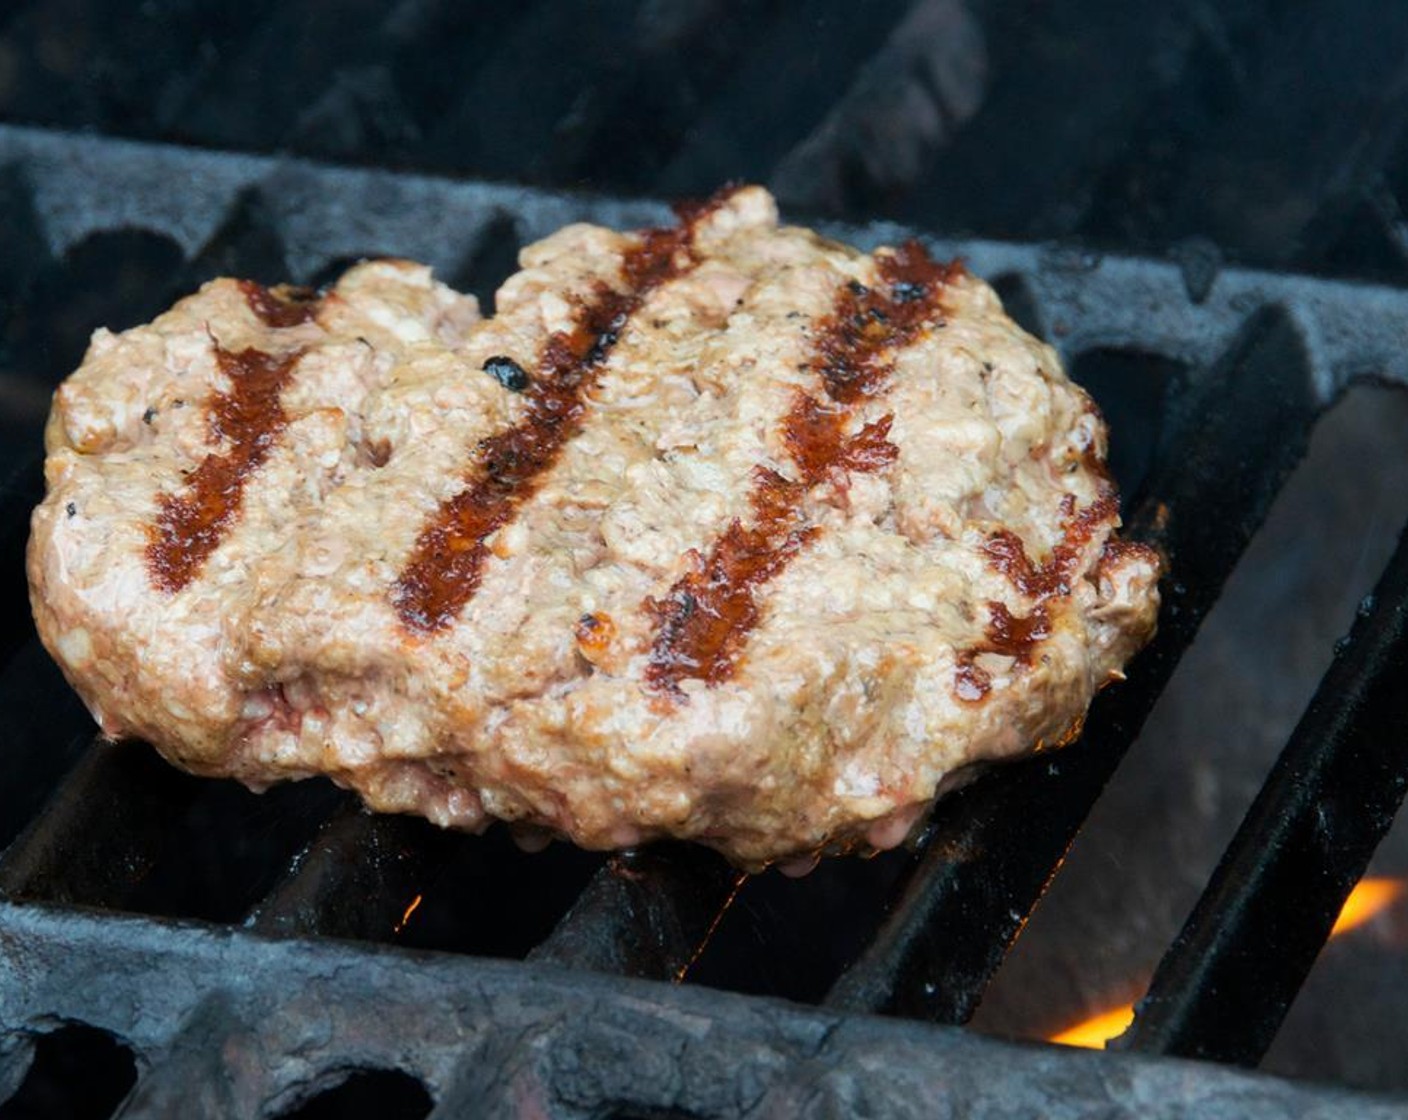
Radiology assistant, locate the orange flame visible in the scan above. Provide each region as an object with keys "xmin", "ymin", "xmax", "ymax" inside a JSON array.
[
  {"xmin": 1047, "ymin": 876, "xmax": 1405, "ymax": 1049},
  {"xmin": 1048, "ymin": 1003, "xmax": 1136, "ymax": 1049},
  {"xmin": 1330, "ymin": 877, "xmax": 1404, "ymax": 937}
]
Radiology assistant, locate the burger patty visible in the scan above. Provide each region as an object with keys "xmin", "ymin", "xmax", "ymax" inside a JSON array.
[{"xmin": 28, "ymin": 186, "xmax": 1160, "ymax": 868}]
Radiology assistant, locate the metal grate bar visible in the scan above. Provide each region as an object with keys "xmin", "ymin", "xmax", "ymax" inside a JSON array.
[
  {"xmin": 0, "ymin": 648, "xmax": 93, "ymax": 854},
  {"xmin": 0, "ymin": 735, "xmax": 349, "ymax": 921},
  {"xmin": 1120, "ymin": 519, "xmax": 1408, "ymax": 1064},
  {"xmin": 2, "ymin": 899, "xmax": 1403, "ymax": 1120},
  {"xmin": 826, "ymin": 306, "xmax": 1325, "ymax": 1021},
  {"xmin": 0, "ymin": 740, "xmax": 200, "ymax": 908},
  {"xmin": 0, "ymin": 457, "xmax": 44, "ymax": 667},
  {"xmin": 247, "ymin": 806, "xmax": 462, "ymax": 941},
  {"xmin": 528, "ymin": 844, "xmax": 743, "ymax": 979},
  {"xmin": 7, "ymin": 124, "xmax": 1408, "ymax": 406}
]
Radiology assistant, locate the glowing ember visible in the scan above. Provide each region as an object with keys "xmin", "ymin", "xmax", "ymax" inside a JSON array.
[
  {"xmin": 394, "ymin": 893, "xmax": 424, "ymax": 934},
  {"xmin": 1047, "ymin": 876, "xmax": 1405, "ymax": 1049}
]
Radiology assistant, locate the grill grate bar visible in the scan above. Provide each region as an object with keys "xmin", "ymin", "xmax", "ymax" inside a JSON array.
[
  {"xmin": 246, "ymin": 805, "xmax": 462, "ymax": 941},
  {"xmin": 826, "ymin": 307, "xmax": 1325, "ymax": 1022},
  {"xmin": 0, "ymin": 737, "xmax": 350, "ymax": 922},
  {"xmin": 528, "ymin": 844, "xmax": 743, "ymax": 979},
  {"xmin": 0, "ymin": 740, "xmax": 201, "ymax": 909},
  {"xmin": 3, "ymin": 899, "xmax": 1404, "ymax": 1120},
  {"xmin": 9, "ymin": 124, "xmax": 1408, "ymax": 402},
  {"xmin": 0, "ymin": 457, "xmax": 45, "ymax": 668},
  {"xmin": 1120, "ymin": 519, "xmax": 1408, "ymax": 1064}
]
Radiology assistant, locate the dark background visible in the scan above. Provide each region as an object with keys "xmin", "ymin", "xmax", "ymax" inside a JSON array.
[{"xmin": 3, "ymin": 0, "xmax": 1408, "ymax": 1096}]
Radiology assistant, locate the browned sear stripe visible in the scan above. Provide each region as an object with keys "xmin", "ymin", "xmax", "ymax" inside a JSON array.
[
  {"xmin": 982, "ymin": 493, "xmax": 1120, "ymax": 599},
  {"xmin": 239, "ymin": 280, "xmax": 321, "ymax": 328},
  {"xmin": 647, "ymin": 242, "xmax": 963, "ymax": 696},
  {"xmin": 146, "ymin": 345, "xmax": 301, "ymax": 592},
  {"xmin": 392, "ymin": 194, "xmax": 729, "ymax": 633},
  {"xmin": 955, "ymin": 494, "xmax": 1123, "ymax": 702},
  {"xmin": 954, "ymin": 601, "xmax": 1053, "ymax": 701}
]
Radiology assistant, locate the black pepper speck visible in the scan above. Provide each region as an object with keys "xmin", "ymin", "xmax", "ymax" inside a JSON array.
[{"xmin": 65, "ymin": 502, "xmax": 76, "ymax": 518}]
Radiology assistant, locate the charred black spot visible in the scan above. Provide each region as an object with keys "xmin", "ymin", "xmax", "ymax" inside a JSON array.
[
  {"xmin": 482, "ymin": 355, "xmax": 530, "ymax": 393},
  {"xmin": 142, "ymin": 407, "xmax": 157, "ymax": 424},
  {"xmin": 584, "ymin": 311, "xmax": 630, "ymax": 366},
  {"xmin": 65, "ymin": 502, "xmax": 76, "ymax": 518}
]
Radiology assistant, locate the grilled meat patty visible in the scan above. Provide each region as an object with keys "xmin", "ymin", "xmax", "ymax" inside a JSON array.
[{"xmin": 28, "ymin": 187, "xmax": 1159, "ymax": 867}]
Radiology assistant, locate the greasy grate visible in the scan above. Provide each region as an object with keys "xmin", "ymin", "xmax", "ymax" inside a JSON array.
[{"xmin": 2, "ymin": 123, "xmax": 1408, "ymax": 1117}]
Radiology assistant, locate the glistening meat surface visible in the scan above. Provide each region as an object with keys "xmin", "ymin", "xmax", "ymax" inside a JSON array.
[{"xmin": 28, "ymin": 187, "xmax": 1160, "ymax": 868}]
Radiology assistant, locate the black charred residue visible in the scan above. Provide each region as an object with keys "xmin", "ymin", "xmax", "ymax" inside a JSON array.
[
  {"xmin": 65, "ymin": 502, "xmax": 76, "ymax": 518},
  {"xmin": 482, "ymin": 355, "xmax": 530, "ymax": 393}
]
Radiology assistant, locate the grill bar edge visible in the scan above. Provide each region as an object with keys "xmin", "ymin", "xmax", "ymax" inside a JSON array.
[
  {"xmin": 1121, "ymin": 517, "xmax": 1408, "ymax": 1063},
  {"xmin": 2, "ymin": 899, "xmax": 1404, "ymax": 1120}
]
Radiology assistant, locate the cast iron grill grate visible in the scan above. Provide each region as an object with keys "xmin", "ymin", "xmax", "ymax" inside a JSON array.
[{"xmin": 1, "ymin": 124, "xmax": 1408, "ymax": 1117}]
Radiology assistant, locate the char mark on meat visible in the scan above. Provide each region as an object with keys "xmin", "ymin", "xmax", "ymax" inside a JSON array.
[
  {"xmin": 146, "ymin": 345, "xmax": 303, "ymax": 593},
  {"xmin": 645, "ymin": 243, "xmax": 962, "ymax": 697},
  {"xmin": 391, "ymin": 188, "xmax": 739, "ymax": 635}
]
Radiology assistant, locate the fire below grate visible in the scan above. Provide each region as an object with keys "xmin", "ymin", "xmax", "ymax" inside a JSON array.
[{"xmin": 3, "ymin": 123, "xmax": 1408, "ymax": 1117}]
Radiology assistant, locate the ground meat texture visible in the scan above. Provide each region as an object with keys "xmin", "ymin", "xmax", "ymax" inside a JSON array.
[{"xmin": 27, "ymin": 187, "xmax": 1160, "ymax": 869}]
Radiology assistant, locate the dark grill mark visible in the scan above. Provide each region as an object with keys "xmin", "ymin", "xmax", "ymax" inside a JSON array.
[
  {"xmin": 146, "ymin": 345, "xmax": 301, "ymax": 593},
  {"xmin": 955, "ymin": 601, "xmax": 1053, "ymax": 702},
  {"xmin": 1097, "ymin": 536, "xmax": 1162, "ymax": 575},
  {"xmin": 646, "ymin": 242, "xmax": 963, "ymax": 697},
  {"xmin": 955, "ymin": 493, "xmax": 1125, "ymax": 702},
  {"xmin": 392, "ymin": 191, "xmax": 734, "ymax": 633},
  {"xmin": 239, "ymin": 280, "xmax": 321, "ymax": 328},
  {"xmin": 982, "ymin": 493, "xmax": 1120, "ymax": 599}
]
